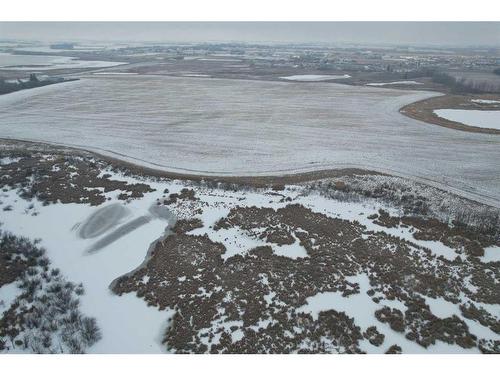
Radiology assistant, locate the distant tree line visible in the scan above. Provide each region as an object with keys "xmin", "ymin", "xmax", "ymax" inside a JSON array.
[{"xmin": 431, "ymin": 71, "xmax": 500, "ymax": 94}]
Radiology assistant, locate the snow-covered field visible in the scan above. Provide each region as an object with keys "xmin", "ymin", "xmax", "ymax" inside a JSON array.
[
  {"xmin": 434, "ymin": 109, "xmax": 500, "ymax": 130},
  {"xmin": 0, "ymin": 52, "xmax": 125, "ymax": 70},
  {"xmin": 0, "ymin": 76, "xmax": 498, "ymax": 207},
  {"xmin": 280, "ymin": 74, "xmax": 351, "ymax": 81}
]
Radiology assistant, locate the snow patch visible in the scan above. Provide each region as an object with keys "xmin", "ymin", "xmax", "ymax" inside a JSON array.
[
  {"xmin": 481, "ymin": 246, "xmax": 500, "ymax": 263},
  {"xmin": 434, "ymin": 109, "xmax": 500, "ymax": 130}
]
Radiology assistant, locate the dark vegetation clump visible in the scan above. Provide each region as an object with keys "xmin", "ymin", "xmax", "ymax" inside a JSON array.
[
  {"xmin": 172, "ymin": 218, "xmax": 204, "ymax": 234},
  {"xmin": 363, "ymin": 326, "xmax": 385, "ymax": 347},
  {"xmin": 164, "ymin": 188, "xmax": 198, "ymax": 205},
  {"xmin": 385, "ymin": 344, "xmax": 402, "ymax": 354}
]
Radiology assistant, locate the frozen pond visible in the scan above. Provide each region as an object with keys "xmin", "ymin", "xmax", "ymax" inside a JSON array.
[
  {"xmin": 0, "ymin": 75, "xmax": 500, "ymax": 206},
  {"xmin": 434, "ymin": 109, "xmax": 500, "ymax": 130}
]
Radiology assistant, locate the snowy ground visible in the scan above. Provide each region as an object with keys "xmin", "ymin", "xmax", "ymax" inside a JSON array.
[
  {"xmin": 0, "ymin": 76, "xmax": 499, "ymax": 207},
  {"xmin": 434, "ymin": 109, "xmax": 500, "ymax": 131},
  {"xmin": 1, "ymin": 153, "xmax": 499, "ymax": 353}
]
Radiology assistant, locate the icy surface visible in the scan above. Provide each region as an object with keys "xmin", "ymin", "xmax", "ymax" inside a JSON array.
[{"xmin": 434, "ymin": 109, "xmax": 500, "ymax": 130}]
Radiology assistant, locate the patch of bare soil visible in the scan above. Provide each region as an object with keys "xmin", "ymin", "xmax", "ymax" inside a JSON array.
[
  {"xmin": 400, "ymin": 94, "xmax": 500, "ymax": 134},
  {"xmin": 113, "ymin": 203, "xmax": 499, "ymax": 353}
]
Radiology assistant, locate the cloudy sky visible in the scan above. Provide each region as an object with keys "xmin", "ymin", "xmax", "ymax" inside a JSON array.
[{"xmin": 1, "ymin": 22, "xmax": 499, "ymax": 46}]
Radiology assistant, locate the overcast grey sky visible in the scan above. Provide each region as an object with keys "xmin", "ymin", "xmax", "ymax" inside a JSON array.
[{"xmin": 1, "ymin": 22, "xmax": 499, "ymax": 46}]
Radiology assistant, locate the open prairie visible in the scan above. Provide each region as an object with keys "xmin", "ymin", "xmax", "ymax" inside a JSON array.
[{"xmin": 0, "ymin": 75, "xmax": 499, "ymax": 206}]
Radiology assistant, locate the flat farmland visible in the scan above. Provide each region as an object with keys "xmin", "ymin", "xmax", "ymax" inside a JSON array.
[{"xmin": 0, "ymin": 75, "xmax": 499, "ymax": 206}]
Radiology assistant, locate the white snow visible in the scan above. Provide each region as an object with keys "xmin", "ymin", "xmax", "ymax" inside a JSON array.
[
  {"xmin": 481, "ymin": 246, "xmax": 500, "ymax": 263},
  {"xmin": 366, "ymin": 81, "xmax": 423, "ymax": 86},
  {"xmin": 272, "ymin": 235, "xmax": 308, "ymax": 259},
  {"xmin": 0, "ymin": 156, "xmax": 22, "ymax": 165},
  {"xmin": 280, "ymin": 74, "xmax": 351, "ymax": 81},
  {"xmin": 423, "ymin": 295, "xmax": 460, "ymax": 319},
  {"xmin": 471, "ymin": 99, "xmax": 500, "ymax": 104},
  {"xmin": 434, "ymin": 109, "xmax": 500, "ymax": 130},
  {"xmin": 0, "ymin": 282, "xmax": 22, "ymax": 316}
]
